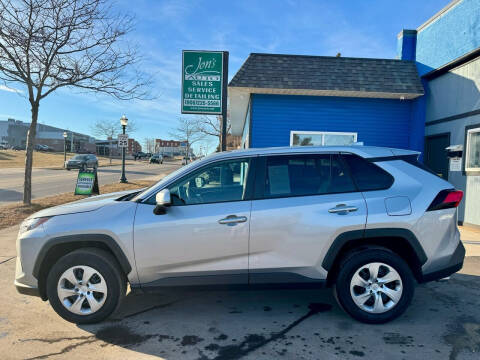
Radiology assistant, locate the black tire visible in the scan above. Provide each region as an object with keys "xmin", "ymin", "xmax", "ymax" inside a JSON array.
[
  {"xmin": 46, "ymin": 248, "xmax": 126, "ymax": 324},
  {"xmin": 334, "ymin": 248, "xmax": 415, "ymax": 324}
]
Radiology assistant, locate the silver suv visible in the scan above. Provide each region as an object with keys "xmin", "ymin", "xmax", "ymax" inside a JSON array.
[{"xmin": 15, "ymin": 146, "xmax": 465, "ymax": 324}]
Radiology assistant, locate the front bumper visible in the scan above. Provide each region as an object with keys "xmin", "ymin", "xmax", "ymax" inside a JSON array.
[
  {"xmin": 15, "ymin": 255, "xmax": 41, "ymax": 297},
  {"xmin": 15, "ymin": 280, "xmax": 40, "ymax": 297},
  {"xmin": 65, "ymin": 163, "xmax": 83, "ymax": 169},
  {"xmin": 419, "ymin": 241, "xmax": 465, "ymax": 283}
]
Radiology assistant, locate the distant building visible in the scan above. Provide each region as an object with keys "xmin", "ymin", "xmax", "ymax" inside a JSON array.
[
  {"xmin": 0, "ymin": 118, "xmax": 96, "ymax": 152},
  {"xmin": 155, "ymin": 139, "xmax": 190, "ymax": 156},
  {"xmin": 128, "ymin": 138, "xmax": 142, "ymax": 154},
  {"xmin": 96, "ymin": 136, "xmax": 141, "ymax": 157},
  {"xmin": 95, "ymin": 138, "xmax": 120, "ymax": 157}
]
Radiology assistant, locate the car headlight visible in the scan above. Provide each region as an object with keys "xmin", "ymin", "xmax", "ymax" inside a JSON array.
[{"xmin": 19, "ymin": 217, "xmax": 51, "ymax": 234}]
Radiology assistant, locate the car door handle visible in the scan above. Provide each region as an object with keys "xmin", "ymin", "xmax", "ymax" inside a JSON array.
[
  {"xmin": 218, "ymin": 215, "xmax": 248, "ymax": 225},
  {"xmin": 328, "ymin": 204, "xmax": 358, "ymax": 214}
]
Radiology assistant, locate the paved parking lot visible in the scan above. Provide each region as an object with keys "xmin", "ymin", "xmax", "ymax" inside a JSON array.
[{"xmin": 1, "ymin": 225, "xmax": 479, "ymax": 360}]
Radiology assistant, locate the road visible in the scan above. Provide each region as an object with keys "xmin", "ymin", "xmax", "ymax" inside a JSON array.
[
  {"xmin": 0, "ymin": 223, "xmax": 479, "ymax": 359},
  {"xmin": 0, "ymin": 161, "xmax": 181, "ymax": 205}
]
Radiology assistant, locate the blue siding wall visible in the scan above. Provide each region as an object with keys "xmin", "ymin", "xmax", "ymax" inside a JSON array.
[
  {"xmin": 397, "ymin": 30, "xmax": 417, "ymax": 61},
  {"xmin": 416, "ymin": 0, "xmax": 480, "ymax": 76},
  {"xmin": 251, "ymin": 94, "xmax": 414, "ymax": 149}
]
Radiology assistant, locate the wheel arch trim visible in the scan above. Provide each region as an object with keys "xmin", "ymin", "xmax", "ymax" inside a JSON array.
[
  {"xmin": 33, "ymin": 234, "xmax": 132, "ymax": 279},
  {"xmin": 322, "ymin": 228, "xmax": 428, "ymax": 272}
]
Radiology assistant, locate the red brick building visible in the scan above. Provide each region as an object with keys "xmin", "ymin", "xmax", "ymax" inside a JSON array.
[{"xmin": 128, "ymin": 138, "xmax": 141, "ymax": 154}]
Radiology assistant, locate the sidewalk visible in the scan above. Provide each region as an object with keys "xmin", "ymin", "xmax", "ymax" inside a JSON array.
[{"xmin": 459, "ymin": 225, "xmax": 480, "ymax": 257}]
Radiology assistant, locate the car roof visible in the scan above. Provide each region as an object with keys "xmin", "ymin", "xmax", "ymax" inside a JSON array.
[{"xmin": 202, "ymin": 145, "xmax": 419, "ymax": 161}]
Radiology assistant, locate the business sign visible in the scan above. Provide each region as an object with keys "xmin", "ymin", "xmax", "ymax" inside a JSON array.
[
  {"xmin": 118, "ymin": 134, "xmax": 128, "ymax": 148},
  {"xmin": 181, "ymin": 50, "xmax": 224, "ymax": 114},
  {"xmin": 75, "ymin": 170, "xmax": 99, "ymax": 196},
  {"xmin": 450, "ymin": 158, "xmax": 462, "ymax": 172}
]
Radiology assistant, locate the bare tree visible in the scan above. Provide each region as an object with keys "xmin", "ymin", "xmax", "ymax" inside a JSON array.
[
  {"xmin": 0, "ymin": 0, "xmax": 149, "ymax": 204},
  {"xmin": 197, "ymin": 115, "xmax": 231, "ymax": 147},
  {"xmin": 143, "ymin": 137, "xmax": 155, "ymax": 153},
  {"xmin": 90, "ymin": 118, "xmax": 138, "ymax": 163},
  {"xmin": 169, "ymin": 118, "xmax": 205, "ymax": 162}
]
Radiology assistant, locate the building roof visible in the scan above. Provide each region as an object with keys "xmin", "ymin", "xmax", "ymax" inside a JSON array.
[{"xmin": 229, "ymin": 53, "xmax": 424, "ymax": 97}]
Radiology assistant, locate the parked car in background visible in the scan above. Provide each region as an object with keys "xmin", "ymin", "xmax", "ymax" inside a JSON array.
[
  {"xmin": 0, "ymin": 144, "xmax": 7, "ymax": 150},
  {"xmin": 133, "ymin": 152, "xmax": 148, "ymax": 160},
  {"xmin": 149, "ymin": 154, "xmax": 163, "ymax": 164},
  {"xmin": 35, "ymin": 144, "xmax": 54, "ymax": 152},
  {"xmin": 15, "ymin": 146, "xmax": 465, "ymax": 324},
  {"xmin": 65, "ymin": 154, "xmax": 98, "ymax": 171},
  {"xmin": 12, "ymin": 145, "xmax": 26, "ymax": 150}
]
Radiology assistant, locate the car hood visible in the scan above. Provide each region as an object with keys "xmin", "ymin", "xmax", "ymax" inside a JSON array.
[{"xmin": 29, "ymin": 189, "xmax": 143, "ymax": 219}]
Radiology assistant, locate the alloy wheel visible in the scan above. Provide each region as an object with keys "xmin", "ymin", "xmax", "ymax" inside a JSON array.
[
  {"xmin": 349, "ymin": 262, "xmax": 403, "ymax": 314},
  {"xmin": 57, "ymin": 265, "xmax": 108, "ymax": 315}
]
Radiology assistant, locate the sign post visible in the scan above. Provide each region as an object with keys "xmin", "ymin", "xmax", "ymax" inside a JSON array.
[
  {"xmin": 75, "ymin": 169, "xmax": 99, "ymax": 196},
  {"xmin": 118, "ymin": 134, "xmax": 128, "ymax": 148},
  {"xmin": 181, "ymin": 50, "xmax": 228, "ymax": 151}
]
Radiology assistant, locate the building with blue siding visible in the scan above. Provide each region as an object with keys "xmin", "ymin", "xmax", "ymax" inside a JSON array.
[
  {"xmin": 228, "ymin": 0, "xmax": 480, "ymax": 226},
  {"xmin": 229, "ymin": 54, "xmax": 424, "ymax": 150}
]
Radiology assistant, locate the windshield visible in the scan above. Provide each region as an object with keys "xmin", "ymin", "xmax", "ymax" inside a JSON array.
[
  {"xmin": 72, "ymin": 155, "xmax": 87, "ymax": 160},
  {"xmin": 131, "ymin": 157, "xmax": 205, "ymax": 202}
]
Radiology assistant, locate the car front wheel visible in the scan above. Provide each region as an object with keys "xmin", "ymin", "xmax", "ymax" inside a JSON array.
[
  {"xmin": 46, "ymin": 248, "xmax": 126, "ymax": 324},
  {"xmin": 334, "ymin": 248, "xmax": 415, "ymax": 324}
]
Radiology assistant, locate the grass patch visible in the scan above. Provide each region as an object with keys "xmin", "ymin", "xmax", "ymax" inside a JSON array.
[
  {"xmin": 0, "ymin": 149, "xmax": 134, "ymax": 169},
  {"xmin": 0, "ymin": 180, "xmax": 155, "ymax": 230}
]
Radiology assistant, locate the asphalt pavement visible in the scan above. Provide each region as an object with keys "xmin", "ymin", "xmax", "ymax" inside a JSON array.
[
  {"xmin": 0, "ymin": 223, "xmax": 479, "ymax": 360},
  {"xmin": 0, "ymin": 161, "xmax": 180, "ymax": 205}
]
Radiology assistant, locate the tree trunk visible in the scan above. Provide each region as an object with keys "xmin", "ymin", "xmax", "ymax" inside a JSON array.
[{"xmin": 23, "ymin": 103, "xmax": 39, "ymax": 205}]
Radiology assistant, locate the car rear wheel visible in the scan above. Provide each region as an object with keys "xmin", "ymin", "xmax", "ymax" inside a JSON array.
[
  {"xmin": 334, "ymin": 248, "xmax": 414, "ymax": 324},
  {"xmin": 46, "ymin": 248, "xmax": 126, "ymax": 324}
]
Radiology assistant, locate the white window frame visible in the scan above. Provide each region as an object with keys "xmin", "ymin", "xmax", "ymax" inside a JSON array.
[
  {"xmin": 290, "ymin": 131, "xmax": 358, "ymax": 146},
  {"xmin": 465, "ymin": 127, "xmax": 480, "ymax": 171}
]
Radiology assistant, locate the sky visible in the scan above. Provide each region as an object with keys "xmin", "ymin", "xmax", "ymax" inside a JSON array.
[{"xmin": 0, "ymin": 0, "xmax": 451, "ymax": 154}]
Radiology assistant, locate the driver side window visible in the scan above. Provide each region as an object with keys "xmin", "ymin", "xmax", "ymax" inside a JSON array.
[{"xmin": 168, "ymin": 158, "xmax": 250, "ymax": 205}]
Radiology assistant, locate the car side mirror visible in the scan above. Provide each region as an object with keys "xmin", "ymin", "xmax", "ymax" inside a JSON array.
[{"xmin": 153, "ymin": 189, "xmax": 171, "ymax": 215}]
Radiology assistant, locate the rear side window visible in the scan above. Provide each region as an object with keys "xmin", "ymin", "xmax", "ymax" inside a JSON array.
[
  {"xmin": 341, "ymin": 154, "xmax": 394, "ymax": 191},
  {"xmin": 263, "ymin": 154, "xmax": 356, "ymax": 198},
  {"xmin": 401, "ymin": 155, "xmax": 441, "ymax": 177}
]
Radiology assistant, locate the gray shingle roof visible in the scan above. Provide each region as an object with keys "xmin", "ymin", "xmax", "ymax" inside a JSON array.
[{"xmin": 229, "ymin": 53, "xmax": 424, "ymax": 95}]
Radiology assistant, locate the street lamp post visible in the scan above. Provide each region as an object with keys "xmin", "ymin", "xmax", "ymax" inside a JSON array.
[
  {"xmin": 63, "ymin": 131, "xmax": 68, "ymax": 168},
  {"xmin": 120, "ymin": 114, "xmax": 128, "ymax": 183}
]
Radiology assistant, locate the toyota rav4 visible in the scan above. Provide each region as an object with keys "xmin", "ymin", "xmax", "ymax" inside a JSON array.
[{"xmin": 15, "ymin": 146, "xmax": 465, "ymax": 324}]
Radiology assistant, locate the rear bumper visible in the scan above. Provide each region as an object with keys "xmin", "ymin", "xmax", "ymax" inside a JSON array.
[{"xmin": 419, "ymin": 241, "xmax": 465, "ymax": 283}]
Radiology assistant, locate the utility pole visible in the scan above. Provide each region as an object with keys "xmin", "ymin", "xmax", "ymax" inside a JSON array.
[{"xmin": 220, "ymin": 51, "xmax": 229, "ymax": 152}]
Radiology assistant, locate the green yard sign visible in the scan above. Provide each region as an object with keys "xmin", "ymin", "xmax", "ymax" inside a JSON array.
[
  {"xmin": 182, "ymin": 50, "xmax": 225, "ymax": 115},
  {"xmin": 75, "ymin": 170, "xmax": 99, "ymax": 196}
]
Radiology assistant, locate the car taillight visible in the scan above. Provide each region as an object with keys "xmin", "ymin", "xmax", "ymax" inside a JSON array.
[{"xmin": 427, "ymin": 189, "xmax": 463, "ymax": 211}]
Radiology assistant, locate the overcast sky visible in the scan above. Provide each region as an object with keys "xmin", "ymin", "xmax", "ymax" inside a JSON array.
[{"xmin": 0, "ymin": 0, "xmax": 450, "ymax": 153}]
